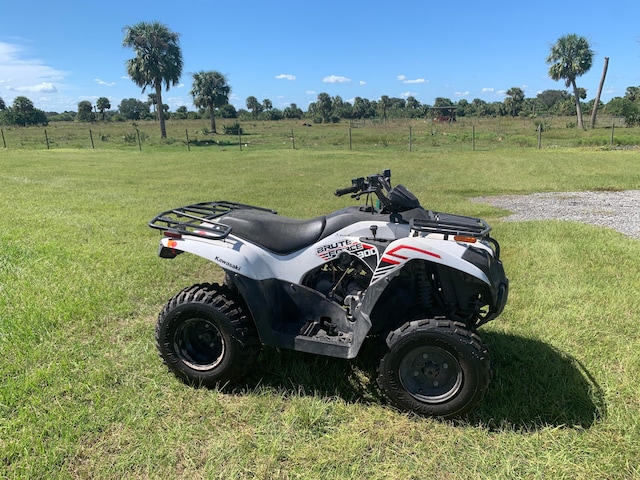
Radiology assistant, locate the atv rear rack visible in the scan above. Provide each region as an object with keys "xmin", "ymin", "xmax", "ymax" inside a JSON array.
[
  {"xmin": 410, "ymin": 212, "xmax": 491, "ymax": 239},
  {"xmin": 149, "ymin": 201, "xmax": 276, "ymax": 240}
]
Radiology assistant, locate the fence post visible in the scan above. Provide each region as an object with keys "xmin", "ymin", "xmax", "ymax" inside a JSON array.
[
  {"xmin": 537, "ymin": 124, "xmax": 542, "ymax": 149},
  {"xmin": 611, "ymin": 124, "xmax": 614, "ymax": 146},
  {"xmin": 291, "ymin": 129, "xmax": 295, "ymax": 149},
  {"xmin": 185, "ymin": 129, "xmax": 190, "ymax": 152},
  {"xmin": 45, "ymin": 129, "xmax": 50, "ymax": 149},
  {"xmin": 409, "ymin": 126, "xmax": 412, "ymax": 152},
  {"xmin": 238, "ymin": 130, "xmax": 242, "ymax": 151},
  {"xmin": 349, "ymin": 126, "xmax": 352, "ymax": 151},
  {"xmin": 136, "ymin": 129, "xmax": 142, "ymax": 151},
  {"xmin": 1, "ymin": 129, "xmax": 5, "ymax": 148},
  {"xmin": 472, "ymin": 125, "xmax": 475, "ymax": 151},
  {"xmin": 89, "ymin": 129, "xmax": 95, "ymax": 149}
]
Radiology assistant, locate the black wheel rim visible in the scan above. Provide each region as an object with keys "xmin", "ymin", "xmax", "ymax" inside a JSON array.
[
  {"xmin": 174, "ymin": 317, "xmax": 225, "ymax": 371},
  {"xmin": 398, "ymin": 345, "xmax": 463, "ymax": 403}
]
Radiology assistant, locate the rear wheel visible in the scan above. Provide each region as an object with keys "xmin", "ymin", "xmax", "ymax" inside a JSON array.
[
  {"xmin": 155, "ymin": 283, "xmax": 261, "ymax": 387},
  {"xmin": 377, "ymin": 319, "xmax": 491, "ymax": 418}
]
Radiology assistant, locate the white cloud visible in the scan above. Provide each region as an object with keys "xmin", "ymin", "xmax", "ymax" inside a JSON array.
[
  {"xmin": 0, "ymin": 42, "xmax": 65, "ymax": 94},
  {"xmin": 454, "ymin": 91, "xmax": 470, "ymax": 97},
  {"xmin": 397, "ymin": 74, "xmax": 426, "ymax": 84},
  {"xmin": 9, "ymin": 82, "xmax": 58, "ymax": 93},
  {"xmin": 323, "ymin": 75, "xmax": 350, "ymax": 83},
  {"xmin": 482, "ymin": 87, "xmax": 494, "ymax": 93},
  {"xmin": 276, "ymin": 74, "xmax": 296, "ymax": 80},
  {"xmin": 305, "ymin": 90, "xmax": 316, "ymax": 95},
  {"xmin": 400, "ymin": 91, "xmax": 418, "ymax": 98},
  {"xmin": 94, "ymin": 78, "xmax": 115, "ymax": 86},
  {"xmin": 359, "ymin": 80, "xmax": 366, "ymax": 85}
]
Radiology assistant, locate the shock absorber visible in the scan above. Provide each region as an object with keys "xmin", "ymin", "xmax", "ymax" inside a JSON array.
[{"xmin": 415, "ymin": 262, "xmax": 432, "ymax": 310}]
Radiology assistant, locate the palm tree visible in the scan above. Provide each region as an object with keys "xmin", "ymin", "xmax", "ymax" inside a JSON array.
[
  {"xmin": 316, "ymin": 93, "xmax": 332, "ymax": 123},
  {"xmin": 505, "ymin": 87, "xmax": 525, "ymax": 117},
  {"xmin": 246, "ymin": 96, "xmax": 262, "ymax": 119},
  {"xmin": 589, "ymin": 57, "xmax": 609, "ymax": 129},
  {"xmin": 379, "ymin": 95, "xmax": 391, "ymax": 124},
  {"xmin": 546, "ymin": 34, "xmax": 594, "ymax": 129},
  {"xmin": 96, "ymin": 97, "xmax": 110, "ymax": 121},
  {"xmin": 122, "ymin": 21, "xmax": 183, "ymax": 138},
  {"xmin": 190, "ymin": 70, "xmax": 231, "ymax": 133}
]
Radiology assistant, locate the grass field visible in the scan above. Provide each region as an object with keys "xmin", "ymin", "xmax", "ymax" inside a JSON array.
[{"xmin": 1, "ymin": 134, "xmax": 640, "ymax": 478}]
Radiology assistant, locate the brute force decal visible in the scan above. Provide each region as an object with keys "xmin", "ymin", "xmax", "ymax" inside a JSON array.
[{"xmin": 317, "ymin": 239, "xmax": 377, "ymax": 262}]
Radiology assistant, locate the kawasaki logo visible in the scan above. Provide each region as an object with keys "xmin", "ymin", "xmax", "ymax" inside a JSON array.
[{"xmin": 215, "ymin": 256, "xmax": 241, "ymax": 271}]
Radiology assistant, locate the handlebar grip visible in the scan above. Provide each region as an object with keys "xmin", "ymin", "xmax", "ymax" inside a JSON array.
[{"xmin": 335, "ymin": 186, "xmax": 359, "ymax": 196}]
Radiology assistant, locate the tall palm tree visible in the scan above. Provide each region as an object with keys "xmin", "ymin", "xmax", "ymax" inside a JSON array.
[
  {"xmin": 589, "ymin": 57, "xmax": 609, "ymax": 129},
  {"xmin": 546, "ymin": 34, "xmax": 594, "ymax": 129},
  {"xmin": 245, "ymin": 96, "xmax": 261, "ymax": 119},
  {"xmin": 122, "ymin": 21, "xmax": 183, "ymax": 139},
  {"xmin": 190, "ymin": 71, "xmax": 231, "ymax": 133},
  {"xmin": 316, "ymin": 93, "xmax": 332, "ymax": 123},
  {"xmin": 96, "ymin": 97, "xmax": 110, "ymax": 121},
  {"xmin": 505, "ymin": 87, "xmax": 525, "ymax": 117},
  {"xmin": 379, "ymin": 95, "xmax": 391, "ymax": 124}
]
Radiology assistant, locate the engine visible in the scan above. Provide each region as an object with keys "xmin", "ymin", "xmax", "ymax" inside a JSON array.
[{"xmin": 302, "ymin": 253, "xmax": 372, "ymax": 306}]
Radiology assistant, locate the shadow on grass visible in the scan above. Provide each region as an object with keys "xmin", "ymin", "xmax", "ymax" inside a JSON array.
[
  {"xmin": 238, "ymin": 332, "xmax": 606, "ymax": 430},
  {"xmin": 469, "ymin": 332, "xmax": 607, "ymax": 430},
  {"xmin": 188, "ymin": 139, "xmax": 241, "ymax": 148}
]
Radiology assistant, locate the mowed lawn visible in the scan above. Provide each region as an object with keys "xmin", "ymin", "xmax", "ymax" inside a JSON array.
[{"xmin": 1, "ymin": 144, "xmax": 639, "ymax": 479}]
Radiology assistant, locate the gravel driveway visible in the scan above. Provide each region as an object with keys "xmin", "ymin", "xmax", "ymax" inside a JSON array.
[{"xmin": 471, "ymin": 190, "xmax": 640, "ymax": 240}]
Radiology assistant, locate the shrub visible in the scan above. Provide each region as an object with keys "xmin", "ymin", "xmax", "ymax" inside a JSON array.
[{"xmin": 223, "ymin": 122, "xmax": 243, "ymax": 135}]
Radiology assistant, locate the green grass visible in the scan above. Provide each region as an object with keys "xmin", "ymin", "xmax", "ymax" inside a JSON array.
[{"xmin": 1, "ymin": 145, "xmax": 640, "ymax": 478}]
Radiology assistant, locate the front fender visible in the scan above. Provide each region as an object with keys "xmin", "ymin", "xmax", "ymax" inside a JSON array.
[{"xmin": 371, "ymin": 236, "xmax": 491, "ymax": 286}]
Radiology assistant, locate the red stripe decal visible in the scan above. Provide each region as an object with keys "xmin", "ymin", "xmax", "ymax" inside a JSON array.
[
  {"xmin": 387, "ymin": 244, "xmax": 441, "ymax": 260},
  {"xmin": 381, "ymin": 257, "xmax": 401, "ymax": 265}
]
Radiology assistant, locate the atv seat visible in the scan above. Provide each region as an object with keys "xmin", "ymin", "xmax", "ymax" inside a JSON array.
[
  {"xmin": 221, "ymin": 209, "xmax": 326, "ymax": 255},
  {"xmin": 221, "ymin": 206, "xmax": 403, "ymax": 255}
]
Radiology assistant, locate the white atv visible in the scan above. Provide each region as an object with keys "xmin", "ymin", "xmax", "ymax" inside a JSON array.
[{"xmin": 150, "ymin": 170, "xmax": 508, "ymax": 418}]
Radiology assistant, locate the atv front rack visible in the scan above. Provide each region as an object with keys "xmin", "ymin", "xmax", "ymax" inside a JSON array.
[
  {"xmin": 410, "ymin": 213, "xmax": 501, "ymax": 258},
  {"xmin": 410, "ymin": 212, "xmax": 491, "ymax": 238},
  {"xmin": 149, "ymin": 201, "xmax": 276, "ymax": 240}
]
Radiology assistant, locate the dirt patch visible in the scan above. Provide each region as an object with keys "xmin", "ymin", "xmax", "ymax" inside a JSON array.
[{"xmin": 471, "ymin": 190, "xmax": 640, "ymax": 239}]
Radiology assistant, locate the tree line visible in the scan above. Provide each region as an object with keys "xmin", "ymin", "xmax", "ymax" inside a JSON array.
[{"xmin": 1, "ymin": 29, "xmax": 640, "ymax": 130}]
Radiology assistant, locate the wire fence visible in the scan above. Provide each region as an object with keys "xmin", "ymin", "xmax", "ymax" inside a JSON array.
[{"xmin": 1, "ymin": 116, "xmax": 637, "ymax": 153}]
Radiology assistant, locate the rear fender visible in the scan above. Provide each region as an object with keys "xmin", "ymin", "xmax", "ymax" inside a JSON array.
[{"xmin": 159, "ymin": 235, "xmax": 274, "ymax": 280}]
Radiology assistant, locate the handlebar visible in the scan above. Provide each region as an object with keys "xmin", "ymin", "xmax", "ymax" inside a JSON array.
[
  {"xmin": 335, "ymin": 185, "xmax": 360, "ymax": 196},
  {"xmin": 335, "ymin": 171, "xmax": 392, "ymax": 197},
  {"xmin": 333, "ymin": 169, "xmax": 419, "ymax": 214}
]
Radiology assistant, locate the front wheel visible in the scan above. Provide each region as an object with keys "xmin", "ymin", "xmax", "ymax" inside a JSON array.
[
  {"xmin": 377, "ymin": 319, "xmax": 491, "ymax": 418},
  {"xmin": 155, "ymin": 283, "xmax": 261, "ymax": 387}
]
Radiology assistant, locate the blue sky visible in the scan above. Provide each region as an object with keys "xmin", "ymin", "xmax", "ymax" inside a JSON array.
[{"xmin": 1, "ymin": 0, "xmax": 640, "ymax": 113}]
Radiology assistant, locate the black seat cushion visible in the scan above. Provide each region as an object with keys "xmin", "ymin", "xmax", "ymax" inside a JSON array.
[{"xmin": 220, "ymin": 209, "xmax": 326, "ymax": 255}]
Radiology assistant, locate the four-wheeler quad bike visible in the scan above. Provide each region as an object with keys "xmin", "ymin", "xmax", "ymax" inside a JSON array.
[{"xmin": 149, "ymin": 170, "xmax": 509, "ymax": 418}]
